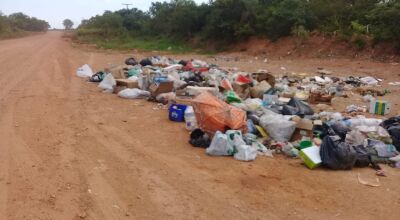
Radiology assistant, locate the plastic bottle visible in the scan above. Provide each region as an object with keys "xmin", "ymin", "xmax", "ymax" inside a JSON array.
[{"xmin": 184, "ymin": 106, "xmax": 198, "ymax": 131}]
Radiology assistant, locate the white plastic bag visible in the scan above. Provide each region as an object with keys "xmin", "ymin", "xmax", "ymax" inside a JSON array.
[
  {"xmin": 234, "ymin": 145, "xmax": 258, "ymax": 161},
  {"xmin": 118, "ymin": 88, "xmax": 150, "ymax": 99},
  {"xmin": 243, "ymin": 98, "xmax": 263, "ymax": 112},
  {"xmin": 206, "ymin": 131, "xmax": 234, "ymax": 156},
  {"xmin": 98, "ymin": 73, "xmax": 116, "ymax": 92},
  {"xmin": 360, "ymin": 76, "xmax": 379, "ymax": 86},
  {"xmin": 260, "ymin": 110, "xmax": 296, "ymax": 142},
  {"xmin": 226, "ymin": 130, "xmax": 246, "ymax": 150},
  {"xmin": 76, "ymin": 64, "xmax": 93, "ymax": 78}
]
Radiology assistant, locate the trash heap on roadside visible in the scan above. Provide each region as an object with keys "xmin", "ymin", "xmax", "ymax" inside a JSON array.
[{"xmin": 76, "ymin": 56, "xmax": 400, "ymax": 173}]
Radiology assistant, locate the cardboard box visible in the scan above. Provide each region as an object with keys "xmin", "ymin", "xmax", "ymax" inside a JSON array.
[
  {"xmin": 149, "ymin": 81, "xmax": 174, "ymax": 96},
  {"xmin": 291, "ymin": 119, "xmax": 313, "ymax": 141},
  {"xmin": 175, "ymin": 97, "xmax": 194, "ymax": 106},
  {"xmin": 369, "ymin": 100, "xmax": 391, "ymax": 115},
  {"xmin": 105, "ymin": 65, "xmax": 128, "ymax": 79},
  {"xmin": 299, "ymin": 146, "xmax": 322, "ymax": 169},
  {"xmin": 116, "ymin": 79, "xmax": 139, "ymax": 88}
]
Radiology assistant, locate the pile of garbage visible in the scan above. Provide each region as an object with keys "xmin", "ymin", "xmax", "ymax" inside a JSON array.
[{"xmin": 76, "ymin": 56, "xmax": 400, "ymax": 172}]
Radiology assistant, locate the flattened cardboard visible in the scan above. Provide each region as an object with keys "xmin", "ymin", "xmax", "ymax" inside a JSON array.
[
  {"xmin": 116, "ymin": 79, "xmax": 139, "ymax": 88},
  {"xmin": 291, "ymin": 119, "xmax": 314, "ymax": 141}
]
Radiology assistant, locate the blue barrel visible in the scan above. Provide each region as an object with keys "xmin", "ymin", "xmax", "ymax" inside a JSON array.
[{"xmin": 169, "ymin": 104, "xmax": 187, "ymax": 122}]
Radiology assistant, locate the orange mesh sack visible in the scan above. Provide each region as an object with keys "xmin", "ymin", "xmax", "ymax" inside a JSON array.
[{"xmin": 192, "ymin": 92, "xmax": 247, "ymax": 135}]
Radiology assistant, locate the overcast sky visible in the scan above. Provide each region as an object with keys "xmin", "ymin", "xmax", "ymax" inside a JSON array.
[{"xmin": 0, "ymin": 0, "xmax": 207, "ymax": 29}]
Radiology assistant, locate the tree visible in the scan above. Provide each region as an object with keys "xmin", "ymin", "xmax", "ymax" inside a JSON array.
[{"xmin": 63, "ymin": 19, "xmax": 74, "ymax": 30}]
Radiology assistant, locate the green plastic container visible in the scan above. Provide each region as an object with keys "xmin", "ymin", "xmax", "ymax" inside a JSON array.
[{"xmin": 299, "ymin": 140, "xmax": 313, "ymax": 149}]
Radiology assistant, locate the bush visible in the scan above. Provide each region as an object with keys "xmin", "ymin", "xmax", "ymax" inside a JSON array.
[{"xmin": 75, "ymin": 0, "xmax": 400, "ymax": 48}]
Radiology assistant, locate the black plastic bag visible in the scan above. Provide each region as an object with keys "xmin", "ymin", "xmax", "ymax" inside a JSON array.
[
  {"xmin": 352, "ymin": 145, "xmax": 371, "ymax": 167},
  {"xmin": 125, "ymin": 57, "xmax": 138, "ymax": 66},
  {"xmin": 320, "ymin": 135, "xmax": 357, "ymax": 170},
  {"xmin": 381, "ymin": 116, "xmax": 400, "ymax": 151},
  {"xmin": 178, "ymin": 60, "xmax": 188, "ymax": 66},
  {"xmin": 189, "ymin": 129, "xmax": 211, "ymax": 148},
  {"xmin": 282, "ymin": 98, "xmax": 314, "ymax": 117},
  {"xmin": 140, "ymin": 58, "xmax": 152, "ymax": 66},
  {"xmin": 89, "ymin": 71, "xmax": 105, "ymax": 83},
  {"xmin": 330, "ymin": 122, "xmax": 350, "ymax": 140}
]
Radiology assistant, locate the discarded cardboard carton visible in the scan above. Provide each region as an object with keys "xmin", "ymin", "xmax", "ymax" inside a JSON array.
[
  {"xmin": 299, "ymin": 146, "xmax": 322, "ymax": 169},
  {"xmin": 291, "ymin": 119, "xmax": 314, "ymax": 141},
  {"xmin": 308, "ymin": 91, "xmax": 332, "ymax": 104},
  {"xmin": 174, "ymin": 97, "xmax": 194, "ymax": 106},
  {"xmin": 116, "ymin": 79, "xmax": 139, "ymax": 88},
  {"xmin": 149, "ymin": 81, "xmax": 174, "ymax": 97},
  {"xmin": 105, "ymin": 65, "xmax": 127, "ymax": 79},
  {"xmin": 251, "ymin": 72, "xmax": 276, "ymax": 87},
  {"xmin": 370, "ymin": 100, "xmax": 391, "ymax": 115}
]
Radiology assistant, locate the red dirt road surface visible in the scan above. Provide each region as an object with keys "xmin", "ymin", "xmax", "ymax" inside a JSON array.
[{"xmin": 0, "ymin": 32, "xmax": 399, "ymax": 220}]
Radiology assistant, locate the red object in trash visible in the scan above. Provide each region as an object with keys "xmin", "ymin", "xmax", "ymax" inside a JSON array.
[
  {"xmin": 182, "ymin": 61, "xmax": 209, "ymax": 72},
  {"xmin": 220, "ymin": 78, "xmax": 233, "ymax": 91},
  {"xmin": 236, "ymin": 75, "xmax": 252, "ymax": 84},
  {"xmin": 191, "ymin": 92, "xmax": 247, "ymax": 135}
]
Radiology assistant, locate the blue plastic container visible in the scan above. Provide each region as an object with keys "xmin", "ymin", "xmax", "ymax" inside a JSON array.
[
  {"xmin": 154, "ymin": 76, "xmax": 169, "ymax": 84},
  {"xmin": 169, "ymin": 104, "xmax": 187, "ymax": 122}
]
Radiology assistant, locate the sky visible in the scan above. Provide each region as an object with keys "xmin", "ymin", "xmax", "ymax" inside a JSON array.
[{"xmin": 0, "ymin": 0, "xmax": 207, "ymax": 29}]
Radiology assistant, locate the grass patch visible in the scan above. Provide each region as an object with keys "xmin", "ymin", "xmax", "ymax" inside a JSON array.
[
  {"xmin": 0, "ymin": 30, "xmax": 28, "ymax": 39},
  {"xmin": 77, "ymin": 35, "xmax": 198, "ymax": 53}
]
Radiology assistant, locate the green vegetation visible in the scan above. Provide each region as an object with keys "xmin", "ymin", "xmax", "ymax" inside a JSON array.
[
  {"xmin": 0, "ymin": 11, "xmax": 49, "ymax": 38},
  {"xmin": 76, "ymin": 0, "xmax": 400, "ymax": 51},
  {"xmin": 63, "ymin": 19, "xmax": 74, "ymax": 30}
]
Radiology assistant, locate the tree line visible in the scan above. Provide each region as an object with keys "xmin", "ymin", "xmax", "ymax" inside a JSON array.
[
  {"xmin": 77, "ymin": 0, "xmax": 400, "ymax": 47},
  {"xmin": 0, "ymin": 12, "xmax": 49, "ymax": 38}
]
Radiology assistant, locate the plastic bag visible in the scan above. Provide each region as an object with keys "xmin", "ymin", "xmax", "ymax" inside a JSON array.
[
  {"xmin": 250, "ymin": 81, "xmax": 271, "ymax": 98},
  {"xmin": 234, "ymin": 145, "xmax": 258, "ymax": 161},
  {"xmin": 345, "ymin": 130, "xmax": 365, "ymax": 146},
  {"xmin": 76, "ymin": 64, "xmax": 93, "ymax": 78},
  {"xmin": 360, "ymin": 76, "xmax": 378, "ymax": 86},
  {"xmin": 118, "ymin": 88, "xmax": 150, "ymax": 99},
  {"xmin": 352, "ymin": 145, "xmax": 370, "ymax": 167},
  {"xmin": 320, "ymin": 135, "xmax": 357, "ymax": 170},
  {"xmin": 225, "ymin": 91, "xmax": 242, "ymax": 104},
  {"xmin": 192, "ymin": 92, "xmax": 247, "ymax": 135},
  {"xmin": 226, "ymin": 130, "xmax": 246, "ymax": 151},
  {"xmin": 347, "ymin": 117, "xmax": 382, "ymax": 128},
  {"xmin": 125, "ymin": 57, "xmax": 138, "ymax": 66},
  {"xmin": 243, "ymin": 98, "xmax": 263, "ymax": 112},
  {"xmin": 189, "ymin": 129, "xmax": 210, "ymax": 148},
  {"xmin": 381, "ymin": 116, "xmax": 400, "ymax": 151},
  {"xmin": 260, "ymin": 110, "xmax": 296, "ymax": 142},
  {"xmin": 282, "ymin": 98, "xmax": 314, "ymax": 116},
  {"xmin": 330, "ymin": 122, "xmax": 350, "ymax": 140},
  {"xmin": 282, "ymin": 143, "xmax": 299, "ymax": 157},
  {"xmin": 98, "ymin": 73, "xmax": 116, "ymax": 92},
  {"xmin": 89, "ymin": 71, "xmax": 105, "ymax": 82},
  {"xmin": 206, "ymin": 131, "xmax": 234, "ymax": 156}
]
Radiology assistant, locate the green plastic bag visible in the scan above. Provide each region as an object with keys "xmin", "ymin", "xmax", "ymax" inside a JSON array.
[{"xmin": 225, "ymin": 91, "xmax": 242, "ymax": 104}]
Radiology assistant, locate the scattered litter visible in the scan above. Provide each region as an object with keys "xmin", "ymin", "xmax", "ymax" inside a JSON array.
[
  {"xmin": 357, "ymin": 173, "xmax": 381, "ymax": 187},
  {"xmin": 76, "ymin": 64, "xmax": 93, "ymax": 78},
  {"xmin": 75, "ymin": 55, "xmax": 400, "ymax": 171}
]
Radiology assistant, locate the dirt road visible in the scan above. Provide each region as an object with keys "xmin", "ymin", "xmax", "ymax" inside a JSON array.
[{"xmin": 0, "ymin": 32, "xmax": 399, "ymax": 220}]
